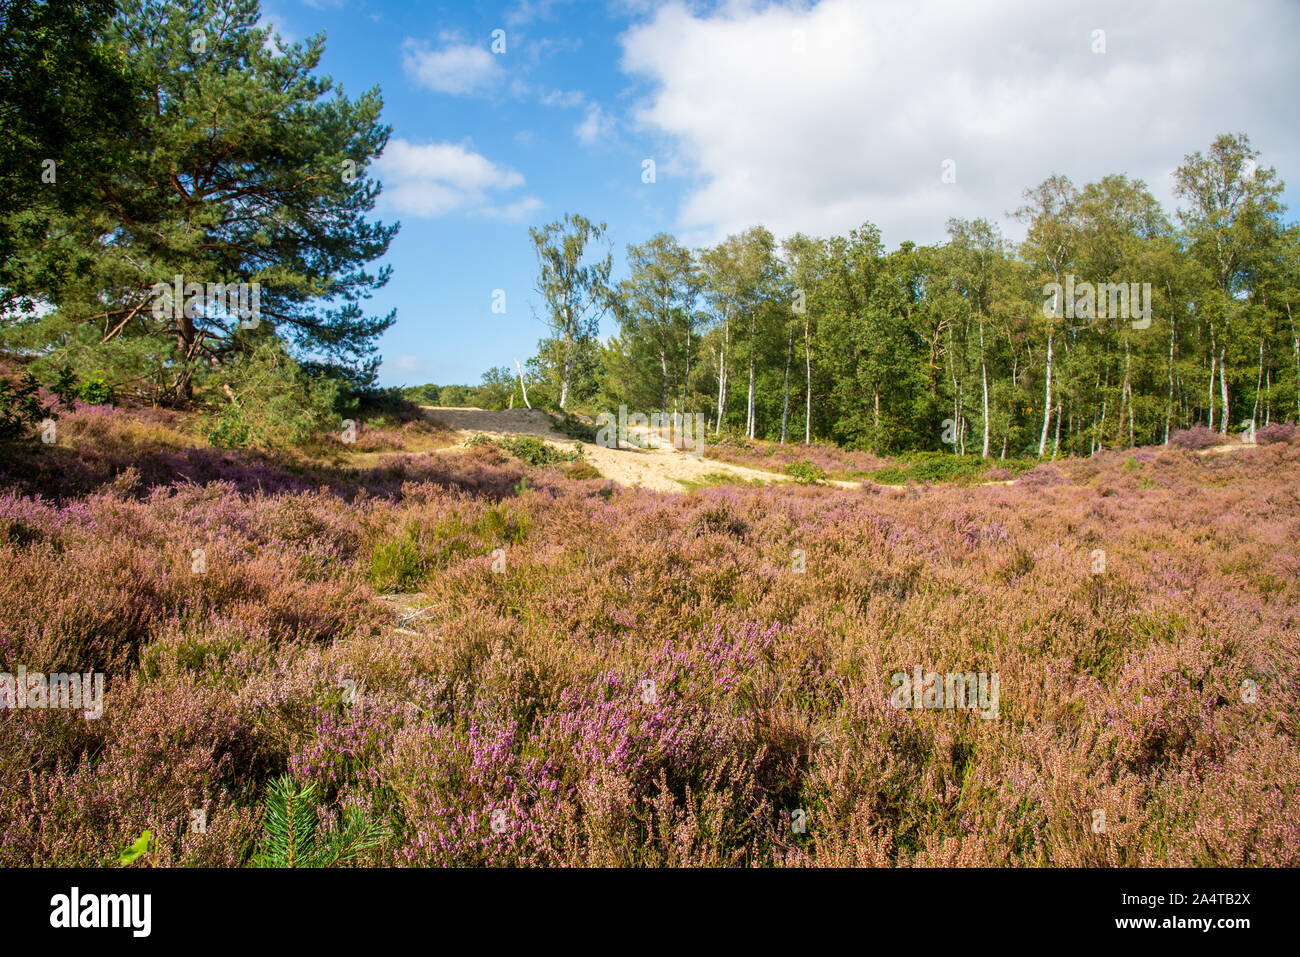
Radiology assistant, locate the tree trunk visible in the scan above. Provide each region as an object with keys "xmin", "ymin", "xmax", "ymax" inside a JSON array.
[
  {"xmin": 1098, "ymin": 363, "xmax": 1109, "ymax": 454},
  {"xmin": 1219, "ymin": 344, "xmax": 1229, "ymax": 434},
  {"xmin": 780, "ymin": 324, "xmax": 793, "ymax": 444},
  {"xmin": 682, "ymin": 320, "xmax": 691, "ymax": 411},
  {"xmin": 558, "ymin": 337, "xmax": 572, "ymax": 410},
  {"xmin": 804, "ymin": 312, "xmax": 812, "ymax": 444},
  {"xmin": 1038, "ymin": 328, "xmax": 1054, "ymax": 457},
  {"xmin": 746, "ymin": 356, "xmax": 755, "ymax": 439},
  {"xmin": 949, "ymin": 325, "xmax": 961, "ymax": 454},
  {"xmin": 1122, "ymin": 338, "xmax": 1134, "ymax": 448},
  {"xmin": 715, "ymin": 310, "xmax": 729, "ymax": 435},
  {"xmin": 1201, "ymin": 332, "xmax": 1211, "ymax": 429},
  {"xmin": 1164, "ymin": 307, "xmax": 1175, "ymax": 444},
  {"xmin": 746, "ymin": 309, "xmax": 757, "ymax": 439},
  {"xmin": 660, "ymin": 348, "xmax": 668, "ymax": 414},
  {"xmin": 1127, "ymin": 380, "xmax": 1135, "ymax": 447},
  {"xmin": 1288, "ymin": 299, "xmax": 1299, "ymax": 421},
  {"xmin": 979, "ymin": 317, "xmax": 990, "ymax": 458},
  {"xmin": 173, "ymin": 312, "xmax": 198, "ymax": 404},
  {"xmin": 1052, "ymin": 400, "xmax": 1062, "ymax": 459},
  {"xmin": 1252, "ymin": 336, "xmax": 1264, "ymax": 432},
  {"xmin": 515, "ymin": 358, "xmax": 531, "ymax": 409}
]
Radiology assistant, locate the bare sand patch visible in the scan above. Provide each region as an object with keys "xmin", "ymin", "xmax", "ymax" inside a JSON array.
[{"xmin": 420, "ymin": 405, "xmax": 794, "ymax": 493}]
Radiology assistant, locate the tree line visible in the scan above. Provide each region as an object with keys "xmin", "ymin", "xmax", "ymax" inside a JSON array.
[{"xmin": 518, "ymin": 133, "xmax": 1297, "ymax": 457}]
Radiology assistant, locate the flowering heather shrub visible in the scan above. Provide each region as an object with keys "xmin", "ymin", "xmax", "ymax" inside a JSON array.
[
  {"xmin": 870, "ymin": 452, "xmax": 1026, "ymax": 486},
  {"xmin": 1255, "ymin": 422, "xmax": 1297, "ymax": 445},
  {"xmin": 1016, "ymin": 463, "xmax": 1066, "ymax": 486},
  {"xmin": 1, "ymin": 405, "xmax": 1298, "ymax": 866},
  {"xmin": 1169, "ymin": 425, "xmax": 1222, "ymax": 450},
  {"xmin": 706, "ymin": 434, "xmax": 887, "ymax": 478},
  {"xmin": 0, "ymin": 406, "xmax": 523, "ymax": 502},
  {"xmin": 333, "ymin": 417, "xmax": 455, "ymax": 453},
  {"xmin": 342, "ymin": 426, "xmax": 407, "ymax": 453}
]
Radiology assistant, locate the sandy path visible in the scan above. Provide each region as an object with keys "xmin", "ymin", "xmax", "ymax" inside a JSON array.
[
  {"xmin": 413, "ymin": 407, "xmax": 1259, "ymax": 493},
  {"xmin": 1196, "ymin": 442, "xmax": 1254, "ymax": 456},
  {"xmin": 420, "ymin": 406, "xmax": 797, "ymax": 493}
]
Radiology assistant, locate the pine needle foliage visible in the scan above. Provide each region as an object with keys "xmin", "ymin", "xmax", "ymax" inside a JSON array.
[{"xmin": 251, "ymin": 775, "xmax": 387, "ymax": 868}]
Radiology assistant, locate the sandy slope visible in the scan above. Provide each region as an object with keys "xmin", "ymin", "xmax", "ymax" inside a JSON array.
[
  {"xmin": 418, "ymin": 406, "xmax": 1158, "ymax": 493},
  {"xmin": 420, "ymin": 405, "xmax": 798, "ymax": 493},
  {"xmin": 1196, "ymin": 442, "xmax": 1254, "ymax": 456}
]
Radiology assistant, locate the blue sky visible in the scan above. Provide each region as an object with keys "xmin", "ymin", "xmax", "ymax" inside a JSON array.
[
  {"xmin": 257, "ymin": 0, "xmax": 1300, "ymax": 389},
  {"xmin": 261, "ymin": 0, "xmax": 690, "ymax": 388}
]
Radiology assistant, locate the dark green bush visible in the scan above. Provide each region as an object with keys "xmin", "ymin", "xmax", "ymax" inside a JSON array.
[
  {"xmin": 784, "ymin": 460, "xmax": 827, "ymax": 484},
  {"xmin": 203, "ymin": 339, "xmax": 343, "ymax": 451},
  {"xmin": 79, "ymin": 376, "xmax": 115, "ymax": 405},
  {"xmin": 0, "ymin": 371, "xmax": 51, "ymax": 441}
]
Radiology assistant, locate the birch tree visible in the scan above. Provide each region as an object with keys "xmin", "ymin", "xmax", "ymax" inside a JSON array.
[{"xmin": 529, "ymin": 213, "xmax": 613, "ymax": 410}]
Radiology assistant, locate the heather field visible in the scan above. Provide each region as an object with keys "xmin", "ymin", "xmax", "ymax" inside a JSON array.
[{"xmin": 2, "ymin": 407, "xmax": 1297, "ymax": 867}]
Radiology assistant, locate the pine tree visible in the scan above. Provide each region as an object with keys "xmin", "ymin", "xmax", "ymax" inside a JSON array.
[
  {"xmin": 1, "ymin": 0, "xmax": 397, "ymax": 404},
  {"xmin": 0, "ymin": 0, "xmax": 133, "ymax": 283},
  {"xmin": 252, "ymin": 775, "xmax": 387, "ymax": 868}
]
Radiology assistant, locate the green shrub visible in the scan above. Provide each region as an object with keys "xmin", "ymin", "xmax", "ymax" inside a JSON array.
[
  {"xmin": 501, "ymin": 436, "xmax": 550, "ymax": 465},
  {"xmin": 79, "ymin": 376, "xmax": 115, "ymax": 405},
  {"xmin": 869, "ymin": 453, "xmax": 1036, "ymax": 486},
  {"xmin": 871, "ymin": 452, "xmax": 982, "ymax": 485},
  {"xmin": 473, "ymin": 502, "xmax": 531, "ymax": 545},
  {"xmin": 784, "ymin": 460, "xmax": 827, "ymax": 484},
  {"xmin": 368, "ymin": 523, "xmax": 429, "ymax": 592},
  {"xmin": 0, "ymin": 371, "xmax": 51, "ymax": 441},
  {"xmin": 506, "ymin": 435, "xmax": 576, "ymax": 465},
  {"xmin": 51, "ymin": 365, "xmax": 80, "ymax": 409},
  {"xmin": 203, "ymin": 339, "xmax": 343, "ymax": 451},
  {"xmin": 470, "ymin": 434, "xmax": 580, "ymax": 466},
  {"xmin": 548, "ymin": 410, "xmax": 598, "ymax": 443},
  {"xmin": 368, "ymin": 506, "xmax": 530, "ymax": 591},
  {"xmin": 353, "ymin": 387, "xmax": 424, "ymax": 425}
]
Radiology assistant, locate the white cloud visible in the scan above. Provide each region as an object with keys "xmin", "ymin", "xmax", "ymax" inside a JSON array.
[
  {"xmin": 388, "ymin": 355, "xmax": 425, "ymax": 376},
  {"xmin": 541, "ymin": 88, "xmax": 586, "ymax": 109},
  {"xmin": 256, "ymin": 3, "xmax": 297, "ymax": 49},
  {"xmin": 505, "ymin": 0, "xmax": 579, "ymax": 28},
  {"xmin": 575, "ymin": 103, "xmax": 614, "ymax": 146},
  {"xmin": 524, "ymin": 35, "xmax": 584, "ymax": 65},
  {"xmin": 620, "ymin": 0, "xmax": 1300, "ymax": 247},
  {"xmin": 479, "ymin": 197, "xmax": 546, "ymax": 220},
  {"xmin": 402, "ymin": 37, "xmax": 504, "ymax": 96},
  {"xmin": 375, "ymin": 140, "xmax": 540, "ymax": 220},
  {"xmin": 540, "ymin": 89, "xmax": 618, "ymax": 147}
]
